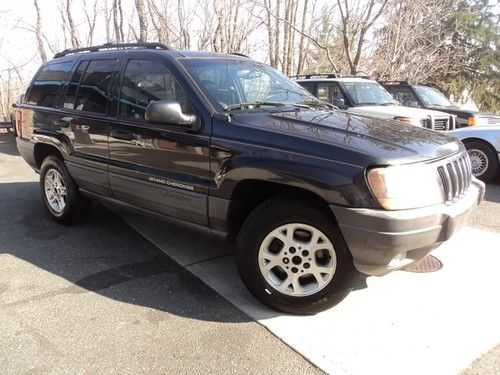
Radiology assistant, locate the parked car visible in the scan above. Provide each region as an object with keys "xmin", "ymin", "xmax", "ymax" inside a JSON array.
[
  {"xmin": 449, "ymin": 125, "xmax": 500, "ymax": 182},
  {"xmin": 382, "ymin": 81, "xmax": 500, "ymax": 128},
  {"xmin": 294, "ymin": 74, "xmax": 456, "ymax": 131},
  {"xmin": 16, "ymin": 43, "xmax": 484, "ymax": 314}
]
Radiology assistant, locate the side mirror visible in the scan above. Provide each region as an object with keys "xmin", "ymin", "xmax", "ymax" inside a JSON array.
[
  {"xmin": 408, "ymin": 101, "xmax": 419, "ymax": 108},
  {"xmin": 145, "ymin": 100, "xmax": 198, "ymax": 130},
  {"xmin": 333, "ymin": 98, "xmax": 348, "ymax": 110}
]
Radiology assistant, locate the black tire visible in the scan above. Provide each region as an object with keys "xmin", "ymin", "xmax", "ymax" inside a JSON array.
[
  {"xmin": 236, "ymin": 195, "xmax": 355, "ymax": 315},
  {"xmin": 464, "ymin": 140, "xmax": 499, "ymax": 182},
  {"xmin": 40, "ymin": 155, "xmax": 90, "ymax": 224}
]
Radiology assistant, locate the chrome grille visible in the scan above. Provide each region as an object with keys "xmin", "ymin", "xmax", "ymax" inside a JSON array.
[
  {"xmin": 421, "ymin": 117, "xmax": 452, "ymax": 131},
  {"xmin": 437, "ymin": 153, "xmax": 472, "ymax": 203},
  {"xmin": 434, "ymin": 118, "xmax": 448, "ymax": 131}
]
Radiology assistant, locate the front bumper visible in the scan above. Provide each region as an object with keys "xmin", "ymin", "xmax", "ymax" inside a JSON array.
[{"xmin": 330, "ymin": 179, "xmax": 485, "ymax": 276}]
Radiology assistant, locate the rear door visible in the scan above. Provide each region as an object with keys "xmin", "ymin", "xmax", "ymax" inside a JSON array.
[
  {"xmin": 108, "ymin": 56, "xmax": 211, "ymax": 225},
  {"xmin": 57, "ymin": 58, "xmax": 119, "ymax": 196}
]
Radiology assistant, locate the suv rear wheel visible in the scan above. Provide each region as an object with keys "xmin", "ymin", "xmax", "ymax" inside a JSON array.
[
  {"xmin": 40, "ymin": 155, "xmax": 90, "ymax": 224},
  {"xmin": 236, "ymin": 196, "xmax": 355, "ymax": 315}
]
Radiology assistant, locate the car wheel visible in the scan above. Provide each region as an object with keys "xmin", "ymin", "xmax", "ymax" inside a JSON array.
[
  {"xmin": 40, "ymin": 155, "xmax": 90, "ymax": 224},
  {"xmin": 465, "ymin": 140, "xmax": 499, "ymax": 182},
  {"xmin": 236, "ymin": 195, "xmax": 355, "ymax": 315}
]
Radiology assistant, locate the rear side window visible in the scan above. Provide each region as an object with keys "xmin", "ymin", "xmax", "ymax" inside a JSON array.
[
  {"xmin": 26, "ymin": 61, "xmax": 73, "ymax": 108},
  {"xmin": 119, "ymin": 59, "xmax": 190, "ymax": 119},
  {"xmin": 317, "ymin": 82, "xmax": 347, "ymax": 103},
  {"xmin": 72, "ymin": 59, "xmax": 117, "ymax": 114},
  {"xmin": 63, "ymin": 61, "xmax": 88, "ymax": 109}
]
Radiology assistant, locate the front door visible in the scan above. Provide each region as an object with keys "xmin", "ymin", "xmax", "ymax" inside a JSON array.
[{"xmin": 108, "ymin": 57, "xmax": 211, "ymax": 225}]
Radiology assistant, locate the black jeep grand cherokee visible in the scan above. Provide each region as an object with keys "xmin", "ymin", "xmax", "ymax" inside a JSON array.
[{"xmin": 16, "ymin": 43, "xmax": 484, "ymax": 314}]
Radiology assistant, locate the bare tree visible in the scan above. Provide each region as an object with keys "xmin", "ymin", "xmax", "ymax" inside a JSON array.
[
  {"xmin": 82, "ymin": 0, "xmax": 99, "ymax": 45},
  {"xmin": 113, "ymin": 0, "xmax": 125, "ymax": 42},
  {"xmin": 337, "ymin": 0, "xmax": 389, "ymax": 74},
  {"xmin": 66, "ymin": 0, "xmax": 80, "ymax": 48},
  {"xmin": 134, "ymin": 0, "xmax": 148, "ymax": 42},
  {"xmin": 33, "ymin": 0, "xmax": 47, "ymax": 61},
  {"xmin": 373, "ymin": 0, "xmax": 457, "ymax": 82}
]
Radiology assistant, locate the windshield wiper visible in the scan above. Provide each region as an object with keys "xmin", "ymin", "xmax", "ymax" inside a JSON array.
[{"xmin": 225, "ymin": 101, "xmax": 286, "ymax": 111}]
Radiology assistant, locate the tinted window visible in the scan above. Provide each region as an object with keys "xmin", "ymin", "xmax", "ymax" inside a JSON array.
[
  {"xmin": 119, "ymin": 59, "xmax": 190, "ymax": 119},
  {"xmin": 63, "ymin": 61, "xmax": 87, "ymax": 109},
  {"xmin": 387, "ymin": 87, "xmax": 419, "ymax": 107},
  {"xmin": 298, "ymin": 82, "xmax": 315, "ymax": 95},
  {"xmin": 26, "ymin": 61, "xmax": 73, "ymax": 107},
  {"xmin": 74, "ymin": 59, "xmax": 117, "ymax": 114}
]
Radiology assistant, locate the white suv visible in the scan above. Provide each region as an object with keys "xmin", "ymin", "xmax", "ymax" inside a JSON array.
[{"xmin": 295, "ymin": 74, "xmax": 455, "ymax": 131}]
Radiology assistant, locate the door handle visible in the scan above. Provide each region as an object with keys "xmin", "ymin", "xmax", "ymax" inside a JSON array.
[
  {"xmin": 111, "ymin": 129, "xmax": 135, "ymax": 141},
  {"xmin": 53, "ymin": 119, "xmax": 70, "ymax": 127}
]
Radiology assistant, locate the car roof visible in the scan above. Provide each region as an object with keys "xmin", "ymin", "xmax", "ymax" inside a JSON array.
[{"xmin": 47, "ymin": 43, "xmax": 250, "ymax": 65}]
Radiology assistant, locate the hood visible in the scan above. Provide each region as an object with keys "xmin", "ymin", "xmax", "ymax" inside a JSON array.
[
  {"xmin": 352, "ymin": 105, "xmax": 452, "ymax": 120},
  {"xmin": 232, "ymin": 109, "xmax": 462, "ymax": 166}
]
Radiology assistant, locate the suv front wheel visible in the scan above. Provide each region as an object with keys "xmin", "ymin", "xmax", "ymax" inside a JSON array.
[
  {"xmin": 40, "ymin": 155, "xmax": 90, "ymax": 224},
  {"xmin": 236, "ymin": 196, "xmax": 355, "ymax": 315}
]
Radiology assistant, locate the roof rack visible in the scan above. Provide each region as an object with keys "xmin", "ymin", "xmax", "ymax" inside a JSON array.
[
  {"xmin": 379, "ymin": 80, "xmax": 410, "ymax": 85},
  {"xmin": 291, "ymin": 73, "xmax": 342, "ymax": 79},
  {"xmin": 290, "ymin": 73, "xmax": 374, "ymax": 80},
  {"xmin": 54, "ymin": 42, "xmax": 171, "ymax": 58},
  {"xmin": 229, "ymin": 52, "xmax": 250, "ymax": 58}
]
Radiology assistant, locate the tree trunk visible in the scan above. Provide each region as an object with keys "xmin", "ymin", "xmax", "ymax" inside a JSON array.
[
  {"xmin": 66, "ymin": 0, "xmax": 80, "ymax": 48},
  {"xmin": 135, "ymin": 0, "xmax": 148, "ymax": 42},
  {"xmin": 33, "ymin": 0, "xmax": 47, "ymax": 61}
]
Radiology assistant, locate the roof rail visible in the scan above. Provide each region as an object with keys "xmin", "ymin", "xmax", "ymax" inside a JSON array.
[
  {"xmin": 290, "ymin": 73, "xmax": 343, "ymax": 79},
  {"xmin": 54, "ymin": 42, "xmax": 171, "ymax": 58},
  {"xmin": 290, "ymin": 73, "xmax": 377, "ymax": 80},
  {"xmin": 229, "ymin": 52, "xmax": 250, "ymax": 58},
  {"xmin": 379, "ymin": 80, "xmax": 410, "ymax": 85}
]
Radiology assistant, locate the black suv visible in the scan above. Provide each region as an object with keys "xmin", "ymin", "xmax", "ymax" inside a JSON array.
[
  {"xmin": 382, "ymin": 81, "xmax": 500, "ymax": 128},
  {"xmin": 16, "ymin": 43, "xmax": 484, "ymax": 314}
]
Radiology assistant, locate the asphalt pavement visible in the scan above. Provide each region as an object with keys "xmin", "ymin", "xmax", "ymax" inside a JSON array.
[
  {"xmin": 0, "ymin": 132, "xmax": 321, "ymax": 374},
  {"xmin": 1, "ymin": 130, "xmax": 499, "ymax": 374}
]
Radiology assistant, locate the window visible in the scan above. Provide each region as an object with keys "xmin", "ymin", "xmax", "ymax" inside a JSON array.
[
  {"xmin": 26, "ymin": 61, "xmax": 73, "ymax": 107},
  {"xmin": 74, "ymin": 59, "xmax": 117, "ymax": 114},
  {"xmin": 119, "ymin": 59, "xmax": 190, "ymax": 119},
  {"xmin": 317, "ymin": 83, "xmax": 346, "ymax": 104},
  {"xmin": 341, "ymin": 82, "xmax": 398, "ymax": 106},
  {"xmin": 414, "ymin": 86, "xmax": 453, "ymax": 107},
  {"xmin": 64, "ymin": 61, "xmax": 87, "ymax": 109},
  {"xmin": 180, "ymin": 58, "xmax": 316, "ymax": 111},
  {"xmin": 389, "ymin": 87, "xmax": 419, "ymax": 107},
  {"xmin": 298, "ymin": 82, "xmax": 315, "ymax": 95}
]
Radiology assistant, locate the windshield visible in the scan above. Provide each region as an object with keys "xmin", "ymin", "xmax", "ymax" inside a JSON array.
[
  {"xmin": 342, "ymin": 82, "xmax": 398, "ymax": 106},
  {"xmin": 414, "ymin": 85, "xmax": 453, "ymax": 107},
  {"xmin": 179, "ymin": 58, "xmax": 324, "ymax": 111}
]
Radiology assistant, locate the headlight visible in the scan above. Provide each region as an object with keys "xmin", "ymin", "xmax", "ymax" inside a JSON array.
[
  {"xmin": 367, "ymin": 165, "xmax": 444, "ymax": 210},
  {"xmin": 468, "ymin": 116, "xmax": 488, "ymax": 126},
  {"xmin": 394, "ymin": 117, "xmax": 421, "ymax": 126}
]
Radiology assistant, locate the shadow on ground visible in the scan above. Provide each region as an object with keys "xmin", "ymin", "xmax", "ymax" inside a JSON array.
[
  {"xmin": 0, "ymin": 157, "xmax": 261, "ymax": 322},
  {"xmin": 0, "ymin": 132, "xmax": 19, "ymax": 156}
]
